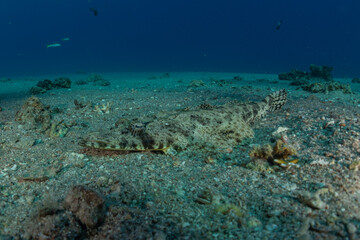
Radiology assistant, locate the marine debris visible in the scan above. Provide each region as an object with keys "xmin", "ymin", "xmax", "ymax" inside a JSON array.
[{"xmin": 79, "ymin": 89, "xmax": 288, "ymax": 154}]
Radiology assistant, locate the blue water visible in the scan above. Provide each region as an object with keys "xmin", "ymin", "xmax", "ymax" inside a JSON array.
[{"xmin": 1, "ymin": 0, "xmax": 360, "ymax": 76}]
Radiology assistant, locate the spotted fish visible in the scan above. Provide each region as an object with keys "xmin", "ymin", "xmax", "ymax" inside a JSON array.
[{"xmin": 79, "ymin": 89, "xmax": 287, "ymax": 154}]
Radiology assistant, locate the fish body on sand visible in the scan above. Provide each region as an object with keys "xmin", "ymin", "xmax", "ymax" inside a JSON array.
[
  {"xmin": 80, "ymin": 89, "xmax": 288, "ymax": 154},
  {"xmin": 46, "ymin": 43, "xmax": 61, "ymax": 48}
]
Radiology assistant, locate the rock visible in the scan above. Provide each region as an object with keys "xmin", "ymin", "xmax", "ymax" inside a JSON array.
[
  {"xmin": 93, "ymin": 78, "xmax": 111, "ymax": 86},
  {"xmin": 233, "ymin": 76, "xmax": 244, "ymax": 81},
  {"xmin": 75, "ymin": 79, "xmax": 88, "ymax": 85},
  {"xmin": 29, "ymin": 86, "xmax": 47, "ymax": 95},
  {"xmin": 26, "ymin": 209, "xmax": 84, "ymax": 239},
  {"xmin": 302, "ymin": 81, "xmax": 352, "ymax": 94},
  {"xmin": 298, "ymin": 189, "xmax": 328, "ymax": 209},
  {"xmin": 14, "ymin": 136, "xmax": 35, "ymax": 149},
  {"xmin": 289, "ymin": 79, "xmax": 309, "ymax": 86},
  {"xmin": 279, "ymin": 65, "xmax": 333, "ymax": 82},
  {"xmin": 53, "ymin": 77, "xmax": 71, "ymax": 88},
  {"xmin": 30, "ymin": 78, "xmax": 72, "ymax": 95},
  {"xmin": 36, "ymin": 79, "xmax": 53, "ymax": 90},
  {"xmin": 63, "ymin": 185, "xmax": 106, "ymax": 229},
  {"xmin": 278, "ymin": 69, "xmax": 308, "ymax": 81},
  {"xmin": 309, "ymin": 64, "xmax": 333, "ymax": 81},
  {"xmin": 188, "ymin": 79, "xmax": 205, "ymax": 87},
  {"xmin": 87, "ymin": 74, "xmax": 111, "ymax": 86},
  {"xmin": 347, "ymin": 222, "xmax": 357, "ymax": 239},
  {"xmin": 49, "ymin": 120, "xmax": 70, "ymax": 138},
  {"xmin": 351, "ymin": 78, "xmax": 360, "ymax": 83},
  {"xmin": 0, "ymin": 78, "xmax": 11, "ymax": 82},
  {"xmin": 272, "ymin": 127, "xmax": 289, "ymax": 137},
  {"xmin": 15, "ymin": 96, "xmax": 51, "ymax": 131}
]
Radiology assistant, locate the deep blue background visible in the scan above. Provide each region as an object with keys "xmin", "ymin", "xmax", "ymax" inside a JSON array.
[{"xmin": 0, "ymin": 0, "xmax": 359, "ymax": 76}]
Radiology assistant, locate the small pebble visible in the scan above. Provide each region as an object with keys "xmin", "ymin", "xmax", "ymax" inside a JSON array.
[
  {"xmin": 265, "ymin": 224, "xmax": 278, "ymax": 231},
  {"xmin": 347, "ymin": 222, "xmax": 357, "ymax": 234}
]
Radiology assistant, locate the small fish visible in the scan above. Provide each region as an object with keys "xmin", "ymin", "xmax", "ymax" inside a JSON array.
[
  {"xmin": 89, "ymin": 7, "xmax": 98, "ymax": 16},
  {"xmin": 276, "ymin": 20, "xmax": 283, "ymax": 30},
  {"xmin": 46, "ymin": 43, "xmax": 61, "ymax": 48},
  {"xmin": 61, "ymin": 37, "xmax": 70, "ymax": 41}
]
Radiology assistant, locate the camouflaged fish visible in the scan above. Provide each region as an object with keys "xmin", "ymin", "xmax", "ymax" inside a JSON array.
[{"xmin": 79, "ymin": 89, "xmax": 287, "ymax": 154}]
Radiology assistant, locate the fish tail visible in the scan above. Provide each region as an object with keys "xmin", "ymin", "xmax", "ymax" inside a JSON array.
[
  {"xmin": 240, "ymin": 89, "xmax": 287, "ymax": 123},
  {"xmin": 263, "ymin": 89, "xmax": 287, "ymax": 112}
]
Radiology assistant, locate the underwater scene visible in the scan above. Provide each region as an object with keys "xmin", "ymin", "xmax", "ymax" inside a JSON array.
[{"xmin": 1, "ymin": 0, "xmax": 360, "ymax": 239}]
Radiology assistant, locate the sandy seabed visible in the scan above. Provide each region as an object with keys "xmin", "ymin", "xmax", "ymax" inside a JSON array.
[{"xmin": 0, "ymin": 72, "xmax": 360, "ymax": 239}]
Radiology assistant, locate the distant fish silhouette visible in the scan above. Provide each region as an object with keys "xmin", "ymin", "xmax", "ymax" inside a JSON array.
[
  {"xmin": 46, "ymin": 43, "xmax": 61, "ymax": 48},
  {"xmin": 276, "ymin": 20, "xmax": 283, "ymax": 30},
  {"xmin": 89, "ymin": 7, "xmax": 98, "ymax": 16}
]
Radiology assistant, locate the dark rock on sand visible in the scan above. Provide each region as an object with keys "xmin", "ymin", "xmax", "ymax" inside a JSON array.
[
  {"xmin": 29, "ymin": 86, "xmax": 47, "ymax": 95},
  {"xmin": 0, "ymin": 78, "xmax": 12, "ymax": 82},
  {"xmin": 36, "ymin": 79, "xmax": 53, "ymax": 90},
  {"xmin": 289, "ymin": 79, "xmax": 309, "ymax": 86},
  {"xmin": 27, "ymin": 208, "xmax": 84, "ymax": 239},
  {"xmin": 53, "ymin": 77, "xmax": 72, "ymax": 88},
  {"xmin": 63, "ymin": 185, "xmax": 106, "ymax": 229},
  {"xmin": 278, "ymin": 69, "xmax": 308, "ymax": 81},
  {"xmin": 351, "ymin": 78, "xmax": 360, "ymax": 83},
  {"xmin": 279, "ymin": 64, "xmax": 333, "ymax": 82},
  {"xmin": 75, "ymin": 79, "xmax": 88, "ymax": 85},
  {"xmin": 301, "ymin": 81, "xmax": 353, "ymax": 94},
  {"xmin": 30, "ymin": 78, "xmax": 72, "ymax": 94},
  {"xmin": 87, "ymin": 74, "xmax": 111, "ymax": 86},
  {"xmin": 309, "ymin": 64, "xmax": 333, "ymax": 81}
]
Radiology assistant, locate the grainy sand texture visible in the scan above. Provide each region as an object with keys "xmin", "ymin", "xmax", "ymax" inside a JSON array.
[{"xmin": 0, "ymin": 72, "xmax": 360, "ymax": 239}]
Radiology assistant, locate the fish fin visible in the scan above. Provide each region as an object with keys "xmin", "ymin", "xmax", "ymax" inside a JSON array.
[{"xmin": 264, "ymin": 89, "xmax": 287, "ymax": 112}]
